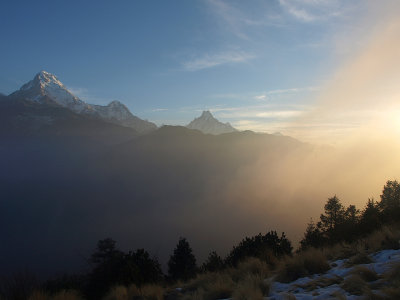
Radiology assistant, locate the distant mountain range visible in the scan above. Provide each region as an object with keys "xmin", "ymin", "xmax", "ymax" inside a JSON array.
[
  {"xmin": 1, "ymin": 71, "xmax": 307, "ymax": 278},
  {"xmin": 3, "ymin": 71, "xmax": 238, "ymax": 136},
  {"xmin": 8, "ymin": 71, "xmax": 157, "ymax": 134}
]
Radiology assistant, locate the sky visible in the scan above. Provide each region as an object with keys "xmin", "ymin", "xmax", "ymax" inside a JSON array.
[{"xmin": 0, "ymin": 0, "xmax": 396, "ymax": 141}]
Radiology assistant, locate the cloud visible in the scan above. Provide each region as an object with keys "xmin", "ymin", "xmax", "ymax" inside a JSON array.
[
  {"xmin": 206, "ymin": 0, "xmax": 249, "ymax": 39},
  {"xmin": 67, "ymin": 86, "xmax": 110, "ymax": 105},
  {"xmin": 254, "ymin": 94, "xmax": 268, "ymax": 101},
  {"xmin": 279, "ymin": 0, "xmax": 316, "ymax": 22},
  {"xmin": 67, "ymin": 86, "xmax": 88, "ymax": 98},
  {"xmin": 205, "ymin": 0, "xmax": 285, "ymax": 39},
  {"xmin": 267, "ymin": 86, "xmax": 320, "ymax": 95},
  {"xmin": 216, "ymin": 106, "xmax": 306, "ymax": 120},
  {"xmin": 278, "ymin": 0, "xmax": 345, "ymax": 22},
  {"xmin": 209, "ymin": 86, "xmax": 319, "ymax": 102},
  {"xmin": 182, "ymin": 51, "xmax": 254, "ymax": 71}
]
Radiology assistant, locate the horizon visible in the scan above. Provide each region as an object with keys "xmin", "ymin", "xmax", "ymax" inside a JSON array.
[{"xmin": 3, "ymin": 0, "xmax": 399, "ymax": 143}]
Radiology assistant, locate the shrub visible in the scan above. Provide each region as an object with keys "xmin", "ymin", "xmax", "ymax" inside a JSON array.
[
  {"xmin": 54, "ymin": 290, "xmax": 85, "ymax": 300},
  {"xmin": 232, "ymin": 274, "xmax": 266, "ymax": 300},
  {"xmin": 295, "ymin": 275, "xmax": 343, "ymax": 292},
  {"xmin": 235, "ymin": 257, "xmax": 270, "ymax": 279},
  {"xmin": 185, "ymin": 272, "xmax": 234, "ymax": 300},
  {"xmin": 127, "ymin": 284, "xmax": 140, "ymax": 298},
  {"xmin": 341, "ymin": 274, "xmax": 370, "ymax": 296},
  {"xmin": 201, "ymin": 251, "xmax": 224, "ymax": 273},
  {"xmin": 28, "ymin": 290, "xmax": 48, "ymax": 300},
  {"xmin": 277, "ymin": 248, "xmax": 330, "ymax": 282},
  {"xmin": 140, "ymin": 284, "xmax": 165, "ymax": 300},
  {"xmin": 350, "ymin": 266, "xmax": 378, "ymax": 282},
  {"xmin": 344, "ymin": 252, "xmax": 372, "ymax": 267},
  {"xmin": 363, "ymin": 226, "xmax": 400, "ymax": 252},
  {"xmin": 102, "ymin": 285, "xmax": 128, "ymax": 300},
  {"xmin": 226, "ymin": 231, "xmax": 292, "ymax": 267}
]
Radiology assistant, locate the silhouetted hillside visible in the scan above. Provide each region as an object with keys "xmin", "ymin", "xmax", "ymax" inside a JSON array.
[{"xmin": 0, "ymin": 118, "xmax": 310, "ymax": 277}]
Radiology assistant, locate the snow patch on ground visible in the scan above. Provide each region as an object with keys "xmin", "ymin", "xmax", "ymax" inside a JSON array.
[{"xmin": 267, "ymin": 248, "xmax": 400, "ymax": 299}]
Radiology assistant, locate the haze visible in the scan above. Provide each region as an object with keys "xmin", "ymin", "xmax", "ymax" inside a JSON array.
[{"xmin": 1, "ymin": 0, "xmax": 400, "ymax": 279}]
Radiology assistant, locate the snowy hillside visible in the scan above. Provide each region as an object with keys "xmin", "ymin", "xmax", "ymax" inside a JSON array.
[{"xmin": 269, "ymin": 248, "xmax": 400, "ymax": 299}]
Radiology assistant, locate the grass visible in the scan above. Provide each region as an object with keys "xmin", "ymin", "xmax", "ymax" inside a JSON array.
[
  {"xmin": 344, "ymin": 252, "xmax": 373, "ymax": 267},
  {"xmin": 103, "ymin": 286, "xmax": 128, "ymax": 300},
  {"xmin": 277, "ymin": 248, "xmax": 330, "ymax": 283},
  {"xmin": 180, "ymin": 257, "xmax": 271, "ymax": 300},
  {"xmin": 363, "ymin": 226, "xmax": 400, "ymax": 253},
  {"xmin": 28, "ymin": 289, "xmax": 84, "ymax": 300},
  {"xmin": 184, "ymin": 272, "xmax": 235, "ymax": 299},
  {"xmin": 341, "ymin": 274, "xmax": 370, "ymax": 296},
  {"xmin": 21, "ymin": 226, "xmax": 400, "ymax": 300},
  {"xmin": 350, "ymin": 265, "xmax": 379, "ymax": 282},
  {"xmin": 231, "ymin": 274, "xmax": 265, "ymax": 300},
  {"xmin": 323, "ymin": 243, "xmax": 362, "ymax": 261},
  {"xmin": 102, "ymin": 284, "xmax": 164, "ymax": 300},
  {"xmin": 140, "ymin": 284, "xmax": 165, "ymax": 300},
  {"xmin": 294, "ymin": 275, "xmax": 343, "ymax": 292}
]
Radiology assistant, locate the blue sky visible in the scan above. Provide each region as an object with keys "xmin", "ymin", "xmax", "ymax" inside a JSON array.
[{"xmin": 0, "ymin": 0, "xmax": 370, "ymax": 132}]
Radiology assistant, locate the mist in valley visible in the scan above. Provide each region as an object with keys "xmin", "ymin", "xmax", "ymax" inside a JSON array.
[{"xmin": 1, "ymin": 0, "xmax": 400, "ymax": 283}]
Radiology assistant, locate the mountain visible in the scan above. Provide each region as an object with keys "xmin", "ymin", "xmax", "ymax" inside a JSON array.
[
  {"xmin": 9, "ymin": 71, "xmax": 157, "ymax": 134},
  {"xmin": 186, "ymin": 110, "xmax": 237, "ymax": 135}
]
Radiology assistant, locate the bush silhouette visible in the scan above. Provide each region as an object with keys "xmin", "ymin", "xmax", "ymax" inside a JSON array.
[{"xmin": 225, "ymin": 231, "xmax": 292, "ymax": 267}]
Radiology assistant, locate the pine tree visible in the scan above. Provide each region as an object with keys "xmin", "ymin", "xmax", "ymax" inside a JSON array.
[
  {"xmin": 168, "ymin": 237, "xmax": 197, "ymax": 281},
  {"xmin": 201, "ymin": 251, "xmax": 224, "ymax": 272}
]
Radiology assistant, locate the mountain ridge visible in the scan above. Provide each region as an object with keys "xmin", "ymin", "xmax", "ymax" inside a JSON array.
[{"xmin": 9, "ymin": 71, "xmax": 157, "ymax": 134}]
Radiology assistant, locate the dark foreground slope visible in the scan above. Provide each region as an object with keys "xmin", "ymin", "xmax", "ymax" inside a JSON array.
[{"xmin": 0, "ymin": 101, "xmax": 312, "ymax": 277}]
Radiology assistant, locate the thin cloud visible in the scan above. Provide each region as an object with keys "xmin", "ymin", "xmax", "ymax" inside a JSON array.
[
  {"xmin": 254, "ymin": 94, "xmax": 268, "ymax": 101},
  {"xmin": 278, "ymin": 0, "xmax": 344, "ymax": 22},
  {"xmin": 205, "ymin": 0, "xmax": 285, "ymax": 40},
  {"xmin": 67, "ymin": 86, "xmax": 110, "ymax": 105},
  {"xmin": 209, "ymin": 86, "xmax": 320, "ymax": 101},
  {"xmin": 182, "ymin": 51, "xmax": 254, "ymax": 71},
  {"xmin": 206, "ymin": 0, "xmax": 250, "ymax": 39},
  {"xmin": 217, "ymin": 107, "xmax": 306, "ymax": 119},
  {"xmin": 279, "ymin": 0, "xmax": 316, "ymax": 22},
  {"xmin": 267, "ymin": 86, "xmax": 320, "ymax": 95}
]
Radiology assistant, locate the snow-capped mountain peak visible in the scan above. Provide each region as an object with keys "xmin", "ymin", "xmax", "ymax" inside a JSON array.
[
  {"xmin": 187, "ymin": 110, "xmax": 237, "ymax": 135},
  {"xmin": 200, "ymin": 110, "xmax": 213, "ymax": 120},
  {"xmin": 9, "ymin": 71, "xmax": 158, "ymax": 134},
  {"xmin": 92, "ymin": 100, "xmax": 133, "ymax": 121},
  {"xmin": 20, "ymin": 70, "xmax": 63, "ymax": 91},
  {"xmin": 15, "ymin": 70, "xmax": 88, "ymax": 112}
]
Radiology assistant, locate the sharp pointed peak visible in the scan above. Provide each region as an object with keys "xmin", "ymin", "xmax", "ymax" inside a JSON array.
[
  {"xmin": 201, "ymin": 110, "xmax": 212, "ymax": 115},
  {"xmin": 200, "ymin": 110, "xmax": 214, "ymax": 119},
  {"xmin": 37, "ymin": 70, "xmax": 51, "ymax": 75},
  {"xmin": 35, "ymin": 70, "xmax": 55, "ymax": 79},
  {"xmin": 108, "ymin": 100, "xmax": 124, "ymax": 106},
  {"xmin": 32, "ymin": 70, "xmax": 64, "ymax": 87}
]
